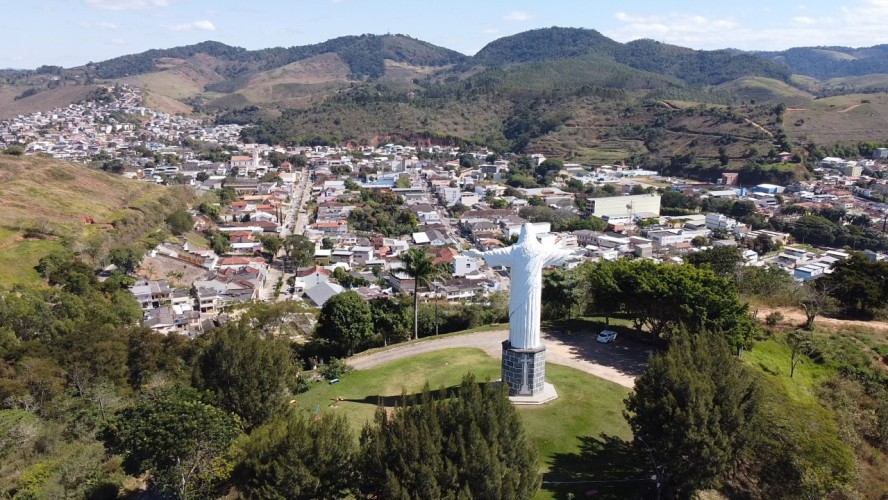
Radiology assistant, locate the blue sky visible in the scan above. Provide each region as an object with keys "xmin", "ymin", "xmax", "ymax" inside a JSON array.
[{"xmin": 5, "ymin": 0, "xmax": 888, "ymax": 68}]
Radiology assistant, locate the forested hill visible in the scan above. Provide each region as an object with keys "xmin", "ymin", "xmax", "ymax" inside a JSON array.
[
  {"xmin": 473, "ymin": 27, "xmax": 623, "ymax": 65},
  {"xmin": 24, "ymin": 27, "xmax": 888, "ymax": 88},
  {"xmin": 80, "ymin": 27, "xmax": 794, "ymax": 86},
  {"xmin": 753, "ymin": 45, "xmax": 888, "ymax": 79},
  {"xmin": 473, "ymin": 28, "xmax": 792, "ymax": 85},
  {"xmin": 84, "ymin": 34, "xmax": 468, "ymax": 80}
]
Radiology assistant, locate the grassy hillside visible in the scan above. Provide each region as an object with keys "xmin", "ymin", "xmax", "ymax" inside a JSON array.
[
  {"xmin": 784, "ymin": 93, "xmax": 888, "ymax": 145},
  {"xmin": 0, "ymin": 155, "xmax": 193, "ymax": 286},
  {"xmin": 0, "ymin": 85, "xmax": 99, "ymax": 120},
  {"xmin": 716, "ymin": 76, "xmax": 814, "ymax": 105}
]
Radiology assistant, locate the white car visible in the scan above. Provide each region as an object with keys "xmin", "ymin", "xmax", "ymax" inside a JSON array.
[{"xmin": 596, "ymin": 330, "xmax": 618, "ymax": 344}]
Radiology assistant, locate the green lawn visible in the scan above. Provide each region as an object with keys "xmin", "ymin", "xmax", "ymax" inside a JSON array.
[
  {"xmin": 295, "ymin": 347, "xmax": 637, "ymax": 499},
  {"xmin": 0, "ymin": 234, "xmax": 62, "ymax": 287}
]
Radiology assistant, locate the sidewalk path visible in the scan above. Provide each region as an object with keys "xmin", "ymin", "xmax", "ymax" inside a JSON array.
[{"xmin": 348, "ymin": 330, "xmax": 649, "ymax": 388}]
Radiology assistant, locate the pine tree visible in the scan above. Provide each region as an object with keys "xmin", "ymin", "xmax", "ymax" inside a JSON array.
[
  {"xmin": 234, "ymin": 411, "xmax": 355, "ymax": 499},
  {"xmin": 356, "ymin": 375, "xmax": 540, "ymax": 499},
  {"xmin": 624, "ymin": 332, "xmax": 763, "ymax": 497}
]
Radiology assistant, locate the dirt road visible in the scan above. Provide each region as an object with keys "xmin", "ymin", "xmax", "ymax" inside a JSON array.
[
  {"xmin": 348, "ymin": 330, "xmax": 650, "ymax": 388},
  {"xmin": 753, "ymin": 306, "xmax": 888, "ymax": 333}
]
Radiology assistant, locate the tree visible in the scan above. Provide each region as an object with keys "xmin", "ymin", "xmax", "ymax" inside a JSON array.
[
  {"xmin": 194, "ymin": 323, "xmax": 294, "ymax": 430},
  {"xmin": 821, "ymin": 253, "xmax": 888, "ymax": 317},
  {"xmin": 198, "ymin": 202, "xmax": 221, "ymax": 221},
  {"xmin": 101, "ymin": 386, "xmax": 240, "ymax": 499},
  {"xmin": 258, "ymin": 234, "xmax": 283, "ymax": 261},
  {"xmin": 686, "ymin": 246, "xmax": 743, "ymax": 278},
  {"xmin": 730, "ymin": 200, "xmax": 757, "ymax": 218},
  {"xmin": 235, "ymin": 412, "xmax": 356, "ymax": 500},
  {"xmin": 205, "ymin": 230, "xmax": 231, "ymax": 255},
  {"xmin": 625, "ymin": 332, "xmax": 763, "ymax": 497},
  {"xmin": 283, "ymin": 234, "xmax": 315, "ymax": 272},
  {"xmin": 357, "ymin": 375, "xmax": 540, "ymax": 499},
  {"xmin": 787, "ymin": 330, "xmax": 815, "ymax": 378},
  {"xmin": 797, "ymin": 280, "xmax": 837, "ymax": 329},
  {"xmin": 369, "ymin": 297, "xmax": 411, "ymax": 347},
  {"xmin": 542, "ymin": 268, "xmax": 580, "ymax": 320},
  {"xmin": 108, "ymin": 245, "xmax": 143, "ymax": 274},
  {"xmin": 166, "ymin": 209, "xmax": 194, "ymax": 235},
  {"xmin": 583, "ymin": 261, "xmax": 622, "ymax": 326},
  {"xmin": 400, "ymin": 248, "xmax": 447, "ymax": 340},
  {"xmin": 315, "ymin": 291, "xmax": 373, "ymax": 357}
]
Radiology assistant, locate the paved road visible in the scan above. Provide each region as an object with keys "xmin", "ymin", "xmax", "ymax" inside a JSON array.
[
  {"xmin": 265, "ymin": 169, "xmax": 312, "ymax": 301},
  {"xmin": 348, "ymin": 329, "xmax": 650, "ymax": 388}
]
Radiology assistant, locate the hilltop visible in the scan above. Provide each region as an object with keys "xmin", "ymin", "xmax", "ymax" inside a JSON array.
[
  {"xmin": 5, "ymin": 28, "xmax": 888, "ymax": 169},
  {"xmin": 0, "ymin": 154, "xmax": 193, "ymax": 285}
]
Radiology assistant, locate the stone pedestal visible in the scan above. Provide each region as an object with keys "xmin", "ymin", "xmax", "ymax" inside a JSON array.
[{"xmin": 501, "ymin": 341, "xmax": 558, "ymax": 404}]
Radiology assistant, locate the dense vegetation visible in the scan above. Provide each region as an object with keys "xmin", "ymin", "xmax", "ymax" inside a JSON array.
[
  {"xmin": 83, "ymin": 34, "xmax": 467, "ymax": 82},
  {"xmin": 347, "ymin": 188, "xmax": 419, "ymax": 237},
  {"xmin": 755, "ymin": 44, "xmax": 888, "ymax": 79},
  {"xmin": 473, "ymin": 27, "xmax": 791, "ymax": 85}
]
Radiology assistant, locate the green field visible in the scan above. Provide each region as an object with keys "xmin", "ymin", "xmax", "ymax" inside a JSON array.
[
  {"xmin": 295, "ymin": 347, "xmax": 637, "ymax": 499},
  {"xmin": 0, "ymin": 229, "xmax": 63, "ymax": 287}
]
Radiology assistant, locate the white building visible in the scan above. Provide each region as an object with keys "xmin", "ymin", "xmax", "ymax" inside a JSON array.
[
  {"xmin": 705, "ymin": 213, "xmax": 739, "ymax": 231},
  {"xmin": 588, "ymin": 194, "xmax": 661, "ymax": 218},
  {"xmin": 453, "ymin": 255, "xmax": 481, "ymax": 277}
]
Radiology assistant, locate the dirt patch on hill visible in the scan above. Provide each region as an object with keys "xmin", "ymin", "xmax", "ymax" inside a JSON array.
[{"xmin": 754, "ymin": 306, "xmax": 888, "ymax": 333}]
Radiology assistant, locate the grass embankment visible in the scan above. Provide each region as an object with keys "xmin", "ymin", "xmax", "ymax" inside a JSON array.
[
  {"xmin": 744, "ymin": 330, "xmax": 888, "ymax": 496},
  {"xmin": 296, "ymin": 347, "xmax": 634, "ymax": 499},
  {"xmin": 0, "ymin": 155, "xmax": 194, "ymax": 286}
]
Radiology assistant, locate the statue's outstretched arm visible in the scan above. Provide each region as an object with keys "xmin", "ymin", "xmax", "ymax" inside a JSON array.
[
  {"xmin": 473, "ymin": 245, "xmax": 516, "ymax": 268},
  {"xmin": 542, "ymin": 246, "xmax": 578, "ymax": 267}
]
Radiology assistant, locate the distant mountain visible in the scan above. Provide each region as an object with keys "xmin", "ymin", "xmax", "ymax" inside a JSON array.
[
  {"xmin": 9, "ymin": 27, "xmax": 888, "ymax": 171},
  {"xmin": 754, "ymin": 45, "xmax": 888, "ymax": 79},
  {"xmin": 472, "ymin": 28, "xmax": 791, "ymax": 85},
  {"xmin": 86, "ymin": 34, "xmax": 468, "ymax": 81},
  {"xmin": 473, "ymin": 27, "xmax": 622, "ymax": 66}
]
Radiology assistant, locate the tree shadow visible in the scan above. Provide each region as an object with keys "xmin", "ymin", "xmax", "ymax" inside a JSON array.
[
  {"xmin": 543, "ymin": 319, "xmax": 655, "ymax": 379},
  {"xmin": 543, "ymin": 434, "xmax": 656, "ymax": 499},
  {"xmin": 342, "ymin": 381, "xmax": 494, "ymax": 408}
]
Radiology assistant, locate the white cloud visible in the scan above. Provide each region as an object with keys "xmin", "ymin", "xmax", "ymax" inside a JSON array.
[
  {"xmin": 167, "ymin": 19, "xmax": 216, "ymax": 32},
  {"xmin": 482, "ymin": 28, "xmax": 500, "ymax": 35},
  {"xmin": 80, "ymin": 21, "xmax": 118, "ymax": 30},
  {"xmin": 83, "ymin": 0, "xmax": 170, "ymax": 10},
  {"xmin": 504, "ymin": 10, "xmax": 532, "ymax": 22},
  {"xmin": 111, "ymin": 38, "xmax": 127, "ymax": 45},
  {"xmin": 607, "ymin": 2, "xmax": 888, "ymax": 50}
]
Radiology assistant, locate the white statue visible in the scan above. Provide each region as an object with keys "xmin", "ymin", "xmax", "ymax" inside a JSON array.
[{"xmin": 466, "ymin": 224, "xmax": 575, "ymax": 349}]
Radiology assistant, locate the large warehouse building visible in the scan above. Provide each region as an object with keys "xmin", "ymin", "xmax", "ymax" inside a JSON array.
[{"xmin": 587, "ymin": 193, "xmax": 661, "ymax": 219}]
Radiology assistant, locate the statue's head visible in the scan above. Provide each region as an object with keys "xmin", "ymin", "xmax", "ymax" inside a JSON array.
[{"xmin": 518, "ymin": 223, "xmax": 535, "ymax": 243}]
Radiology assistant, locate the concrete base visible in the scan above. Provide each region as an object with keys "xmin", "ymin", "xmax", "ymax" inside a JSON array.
[
  {"xmin": 501, "ymin": 340, "xmax": 547, "ymax": 396},
  {"xmin": 501, "ymin": 341, "xmax": 558, "ymax": 405},
  {"xmin": 508, "ymin": 382, "xmax": 559, "ymax": 405}
]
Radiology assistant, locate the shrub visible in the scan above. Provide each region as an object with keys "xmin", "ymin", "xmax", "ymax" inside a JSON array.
[
  {"xmin": 765, "ymin": 311, "xmax": 784, "ymax": 327},
  {"xmin": 319, "ymin": 358, "xmax": 349, "ymax": 381}
]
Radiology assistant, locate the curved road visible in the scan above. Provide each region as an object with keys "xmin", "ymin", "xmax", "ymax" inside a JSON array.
[{"xmin": 348, "ymin": 330, "xmax": 650, "ymax": 388}]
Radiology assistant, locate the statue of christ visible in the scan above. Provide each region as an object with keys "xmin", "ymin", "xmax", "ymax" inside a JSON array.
[{"xmin": 466, "ymin": 224, "xmax": 575, "ymax": 349}]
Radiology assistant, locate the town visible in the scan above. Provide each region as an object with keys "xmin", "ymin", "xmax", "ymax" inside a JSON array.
[
  {"xmin": 3, "ymin": 85, "xmax": 888, "ymax": 338},
  {"xmin": 6, "ymin": 6, "xmax": 888, "ymax": 496}
]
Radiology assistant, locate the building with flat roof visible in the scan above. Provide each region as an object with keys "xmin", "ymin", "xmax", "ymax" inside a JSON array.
[{"xmin": 587, "ymin": 194, "xmax": 661, "ymax": 218}]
